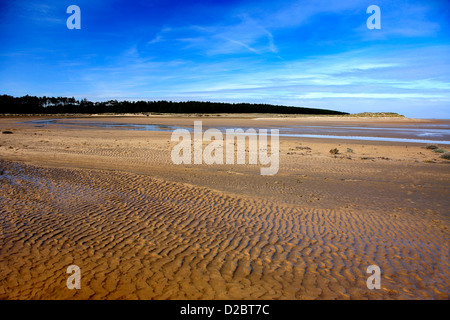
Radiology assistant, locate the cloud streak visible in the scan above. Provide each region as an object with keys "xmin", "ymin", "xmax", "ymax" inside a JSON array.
[{"xmin": 0, "ymin": 0, "xmax": 449, "ymax": 118}]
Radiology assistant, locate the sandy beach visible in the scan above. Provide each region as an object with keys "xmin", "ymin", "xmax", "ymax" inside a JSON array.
[{"xmin": 0, "ymin": 115, "xmax": 449, "ymax": 300}]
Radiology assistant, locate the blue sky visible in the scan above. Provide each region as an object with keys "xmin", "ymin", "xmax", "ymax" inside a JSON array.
[{"xmin": 0, "ymin": 0, "xmax": 449, "ymax": 118}]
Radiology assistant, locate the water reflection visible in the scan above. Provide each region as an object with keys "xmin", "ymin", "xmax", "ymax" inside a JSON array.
[{"xmin": 25, "ymin": 119, "xmax": 450, "ymax": 144}]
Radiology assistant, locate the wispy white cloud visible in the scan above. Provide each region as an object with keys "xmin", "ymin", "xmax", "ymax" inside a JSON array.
[
  {"xmin": 146, "ymin": 15, "xmax": 279, "ymax": 56},
  {"xmin": 1, "ymin": 0, "xmax": 449, "ymax": 118}
]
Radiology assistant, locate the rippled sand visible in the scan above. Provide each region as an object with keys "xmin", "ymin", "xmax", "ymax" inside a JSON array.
[{"xmin": 0, "ymin": 116, "xmax": 449, "ymax": 299}]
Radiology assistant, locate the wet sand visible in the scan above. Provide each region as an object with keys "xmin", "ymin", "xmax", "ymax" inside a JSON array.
[{"xmin": 0, "ymin": 115, "xmax": 449, "ymax": 299}]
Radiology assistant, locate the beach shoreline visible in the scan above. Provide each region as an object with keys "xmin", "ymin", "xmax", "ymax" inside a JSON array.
[{"xmin": 0, "ymin": 115, "xmax": 449, "ymax": 299}]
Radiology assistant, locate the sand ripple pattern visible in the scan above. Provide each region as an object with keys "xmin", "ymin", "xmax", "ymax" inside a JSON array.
[{"xmin": 0, "ymin": 161, "xmax": 448, "ymax": 299}]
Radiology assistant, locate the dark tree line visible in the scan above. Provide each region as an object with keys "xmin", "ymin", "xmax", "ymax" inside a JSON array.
[{"xmin": 0, "ymin": 94, "xmax": 348, "ymax": 115}]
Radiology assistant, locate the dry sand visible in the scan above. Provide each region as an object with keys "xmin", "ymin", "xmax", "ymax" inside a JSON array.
[{"xmin": 0, "ymin": 115, "xmax": 449, "ymax": 300}]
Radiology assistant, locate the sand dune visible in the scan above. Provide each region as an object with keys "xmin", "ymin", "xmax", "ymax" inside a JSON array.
[{"xmin": 0, "ymin": 116, "xmax": 449, "ymax": 299}]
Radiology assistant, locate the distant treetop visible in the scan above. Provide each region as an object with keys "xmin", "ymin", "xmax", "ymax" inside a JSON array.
[{"xmin": 0, "ymin": 94, "xmax": 348, "ymax": 115}]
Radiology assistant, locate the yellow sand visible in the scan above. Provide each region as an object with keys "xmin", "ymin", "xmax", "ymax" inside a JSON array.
[{"xmin": 0, "ymin": 115, "xmax": 448, "ymax": 299}]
